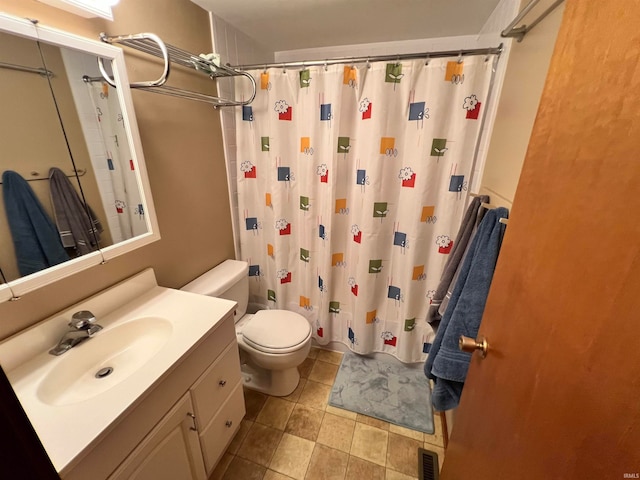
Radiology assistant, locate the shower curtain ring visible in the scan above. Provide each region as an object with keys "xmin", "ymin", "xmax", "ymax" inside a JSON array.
[
  {"xmin": 395, "ymin": 55, "xmax": 400, "ymax": 66},
  {"xmin": 264, "ymin": 64, "xmax": 267, "ymax": 73},
  {"xmin": 366, "ymin": 57, "xmax": 371, "ymax": 69},
  {"xmin": 425, "ymin": 54, "xmax": 430, "ymax": 66},
  {"xmin": 282, "ymin": 63, "xmax": 286, "ymax": 74},
  {"xmin": 457, "ymin": 51, "xmax": 463, "ymax": 63},
  {"xmin": 324, "ymin": 61, "xmax": 328, "ymax": 71}
]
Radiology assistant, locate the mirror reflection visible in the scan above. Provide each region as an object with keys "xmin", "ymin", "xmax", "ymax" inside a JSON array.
[
  {"xmin": 0, "ymin": 32, "xmax": 148, "ymax": 283},
  {"xmin": 0, "ymin": 32, "xmax": 83, "ymax": 282},
  {"xmin": 43, "ymin": 45, "xmax": 148, "ymax": 243}
]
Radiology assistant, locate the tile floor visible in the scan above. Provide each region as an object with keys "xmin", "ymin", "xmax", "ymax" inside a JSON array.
[{"xmin": 210, "ymin": 348, "xmax": 445, "ymax": 480}]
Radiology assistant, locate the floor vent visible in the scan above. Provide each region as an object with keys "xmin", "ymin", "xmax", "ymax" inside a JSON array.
[{"xmin": 418, "ymin": 447, "xmax": 440, "ymax": 480}]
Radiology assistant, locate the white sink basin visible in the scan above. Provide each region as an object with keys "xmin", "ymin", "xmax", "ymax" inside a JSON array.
[{"xmin": 37, "ymin": 317, "xmax": 172, "ymax": 406}]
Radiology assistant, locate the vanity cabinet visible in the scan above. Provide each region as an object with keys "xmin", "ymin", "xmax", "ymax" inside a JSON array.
[{"xmin": 64, "ymin": 313, "xmax": 244, "ymax": 480}]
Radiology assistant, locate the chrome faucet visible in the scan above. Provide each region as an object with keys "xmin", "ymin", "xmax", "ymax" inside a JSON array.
[{"xmin": 49, "ymin": 310, "xmax": 103, "ymax": 356}]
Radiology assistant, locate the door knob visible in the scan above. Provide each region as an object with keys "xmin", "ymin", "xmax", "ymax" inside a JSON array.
[{"xmin": 459, "ymin": 335, "xmax": 488, "ymax": 358}]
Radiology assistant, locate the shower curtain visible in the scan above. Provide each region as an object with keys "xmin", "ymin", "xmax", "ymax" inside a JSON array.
[
  {"xmin": 234, "ymin": 56, "xmax": 494, "ymax": 363},
  {"xmin": 86, "ymin": 81, "xmax": 145, "ymax": 242}
]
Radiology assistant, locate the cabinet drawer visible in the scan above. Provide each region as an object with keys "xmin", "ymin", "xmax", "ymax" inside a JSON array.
[
  {"xmin": 199, "ymin": 381, "xmax": 245, "ymax": 473},
  {"xmin": 191, "ymin": 341, "xmax": 241, "ymax": 427}
]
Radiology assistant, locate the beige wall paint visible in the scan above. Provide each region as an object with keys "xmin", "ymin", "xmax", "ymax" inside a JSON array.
[
  {"xmin": 479, "ymin": 0, "xmax": 566, "ymax": 207},
  {"xmin": 0, "ymin": 0, "xmax": 234, "ymax": 339},
  {"xmin": 0, "ymin": 33, "xmax": 112, "ymax": 282}
]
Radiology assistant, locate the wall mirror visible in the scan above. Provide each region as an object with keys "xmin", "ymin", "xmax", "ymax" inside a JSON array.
[{"xmin": 0, "ymin": 13, "xmax": 159, "ymax": 303}]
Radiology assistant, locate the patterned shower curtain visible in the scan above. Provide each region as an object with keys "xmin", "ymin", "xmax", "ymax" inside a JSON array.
[
  {"xmin": 234, "ymin": 56, "xmax": 494, "ymax": 363},
  {"xmin": 86, "ymin": 81, "xmax": 145, "ymax": 242}
]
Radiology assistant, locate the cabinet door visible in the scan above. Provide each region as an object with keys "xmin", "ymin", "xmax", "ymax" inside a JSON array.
[{"xmin": 108, "ymin": 393, "xmax": 206, "ymax": 480}]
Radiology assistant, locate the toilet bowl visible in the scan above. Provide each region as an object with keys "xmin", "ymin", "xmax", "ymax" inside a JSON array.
[
  {"xmin": 181, "ymin": 260, "xmax": 312, "ymax": 396},
  {"xmin": 235, "ymin": 311, "xmax": 311, "ymax": 396}
]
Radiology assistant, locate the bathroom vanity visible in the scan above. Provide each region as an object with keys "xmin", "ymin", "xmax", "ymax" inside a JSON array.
[
  {"xmin": 85, "ymin": 314, "xmax": 244, "ymax": 480},
  {"xmin": 0, "ymin": 269, "xmax": 244, "ymax": 479}
]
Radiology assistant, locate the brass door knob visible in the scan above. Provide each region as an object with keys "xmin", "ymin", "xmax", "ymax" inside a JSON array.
[{"xmin": 459, "ymin": 335, "xmax": 489, "ymax": 358}]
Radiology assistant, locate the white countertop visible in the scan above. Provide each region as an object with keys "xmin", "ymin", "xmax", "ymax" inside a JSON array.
[{"xmin": 0, "ymin": 269, "xmax": 236, "ymax": 472}]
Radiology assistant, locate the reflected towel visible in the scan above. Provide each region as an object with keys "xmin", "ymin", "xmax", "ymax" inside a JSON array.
[
  {"xmin": 49, "ymin": 167, "xmax": 103, "ymax": 255},
  {"xmin": 425, "ymin": 207, "xmax": 508, "ymax": 411},
  {"xmin": 1, "ymin": 170, "xmax": 69, "ymax": 276}
]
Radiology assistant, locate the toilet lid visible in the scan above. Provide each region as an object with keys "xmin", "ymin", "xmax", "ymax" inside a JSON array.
[{"xmin": 242, "ymin": 310, "xmax": 311, "ymax": 353}]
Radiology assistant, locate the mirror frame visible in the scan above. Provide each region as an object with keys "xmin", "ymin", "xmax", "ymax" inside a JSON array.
[{"xmin": 0, "ymin": 13, "xmax": 160, "ymax": 302}]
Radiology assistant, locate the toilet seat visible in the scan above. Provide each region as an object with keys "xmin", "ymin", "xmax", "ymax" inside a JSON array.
[{"xmin": 241, "ymin": 310, "xmax": 312, "ymax": 354}]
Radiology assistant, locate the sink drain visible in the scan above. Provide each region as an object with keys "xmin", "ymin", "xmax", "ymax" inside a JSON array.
[{"xmin": 95, "ymin": 367, "xmax": 114, "ymax": 379}]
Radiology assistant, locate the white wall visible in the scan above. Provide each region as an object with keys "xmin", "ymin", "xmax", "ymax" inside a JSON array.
[
  {"xmin": 479, "ymin": 0, "xmax": 566, "ymax": 208},
  {"xmin": 209, "ymin": 13, "xmax": 274, "ymax": 258},
  {"xmin": 468, "ymin": 0, "xmax": 520, "ymax": 196},
  {"xmin": 274, "ymin": 35, "xmax": 480, "ymax": 62}
]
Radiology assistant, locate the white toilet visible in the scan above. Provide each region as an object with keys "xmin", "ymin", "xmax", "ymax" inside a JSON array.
[{"xmin": 181, "ymin": 260, "xmax": 312, "ymax": 396}]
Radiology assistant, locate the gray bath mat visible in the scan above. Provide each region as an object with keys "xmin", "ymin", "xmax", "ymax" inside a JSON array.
[{"xmin": 329, "ymin": 351, "xmax": 434, "ymax": 434}]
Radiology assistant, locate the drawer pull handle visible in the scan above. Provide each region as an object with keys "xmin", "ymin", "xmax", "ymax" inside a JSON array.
[
  {"xmin": 219, "ymin": 380, "xmax": 227, "ymax": 387},
  {"xmin": 225, "ymin": 420, "xmax": 233, "ymax": 428},
  {"xmin": 188, "ymin": 412, "xmax": 197, "ymax": 431}
]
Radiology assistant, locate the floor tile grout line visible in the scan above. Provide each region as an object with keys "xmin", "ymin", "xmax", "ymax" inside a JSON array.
[
  {"xmin": 385, "ymin": 428, "xmax": 390, "ymax": 468},
  {"xmin": 267, "ymin": 431, "xmax": 287, "ymax": 475}
]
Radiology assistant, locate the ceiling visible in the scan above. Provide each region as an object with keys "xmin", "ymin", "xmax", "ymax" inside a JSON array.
[{"xmin": 191, "ymin": 0, "xmax": 503, "ymax": 52}]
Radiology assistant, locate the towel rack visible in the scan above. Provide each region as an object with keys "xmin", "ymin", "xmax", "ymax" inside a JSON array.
[
  {"xmin": 501, "ymin": 0, "xmax": 565, "ymax": 42},
  {"xmin": 0, "ymin": 60, "xmax": 54, "ymax": 77},
  {"xmin": 0, "ymin": 169, "xmax": 86, "ymax": 184},
  {"xmin": 97, "ymin": 32, "xmax": 256, "ymax": 108}
]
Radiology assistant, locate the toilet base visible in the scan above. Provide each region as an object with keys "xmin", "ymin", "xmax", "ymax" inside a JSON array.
[{"xmin": 240, "ymin": 361, "xmax": 301, "ymax": 397}]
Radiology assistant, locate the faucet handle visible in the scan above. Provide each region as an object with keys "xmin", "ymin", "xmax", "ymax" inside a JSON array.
[{"xmin": 69, "ymin": 310, "xmax": 96, "ymax": 329}]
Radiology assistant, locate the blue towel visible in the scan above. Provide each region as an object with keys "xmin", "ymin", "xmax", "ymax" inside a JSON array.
[
  {"xmin": 2, "ymin": 171, "xmax": 69, "ymax": 276},
  {"xmin": 424, "ymin": 207, "xmax": 508, "ymax": 411}
]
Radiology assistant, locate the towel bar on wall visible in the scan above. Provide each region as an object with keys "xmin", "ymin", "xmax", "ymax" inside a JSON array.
[
  {"xmin": 0, "ymin": 169, "xmax": 86, "ymax": 184},
  {"xmin": 97, "ymin": 32, "xmax": 256, "ymax": 108},
  {"xmin": 0, "ymin": 60, "xmax": 54, "ymax": 77}
]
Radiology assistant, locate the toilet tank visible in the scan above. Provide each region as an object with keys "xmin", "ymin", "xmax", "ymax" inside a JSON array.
[{"xmin": 181, "ymin": 260, "xmax": 249, "ymax": 320}]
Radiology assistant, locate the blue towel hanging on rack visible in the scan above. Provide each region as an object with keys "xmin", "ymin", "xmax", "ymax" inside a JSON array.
[{"xmin": 424, "ymin": 207, "xmax": 508, "ymax": 411}]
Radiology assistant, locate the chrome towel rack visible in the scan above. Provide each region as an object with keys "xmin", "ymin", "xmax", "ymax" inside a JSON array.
[
  {"xmin": 0, "ymin": 60, "xmax": 54, "ymax": 77},
  {"xmin": 98, "ymin": 32, "xmax": 256, "ymax": 108}
]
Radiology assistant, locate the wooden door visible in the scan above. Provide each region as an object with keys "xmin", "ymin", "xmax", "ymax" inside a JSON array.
[{"xmin": 441, "ymin": 1, "xmax": 640, "ymax": 478}]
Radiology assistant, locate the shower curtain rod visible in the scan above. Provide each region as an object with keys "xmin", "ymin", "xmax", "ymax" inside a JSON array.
[
  {"xmin": 233, "ymin": 44, "xmax": 503, "ymax": 71},
  {"xmin": 502, "ymin": 0, "xmax": 565, "ymax": 42},
  {"xmin": 82, "ymin": 75, "xmax": 103, "ymax": 83}
]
